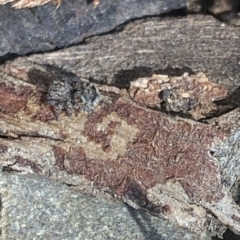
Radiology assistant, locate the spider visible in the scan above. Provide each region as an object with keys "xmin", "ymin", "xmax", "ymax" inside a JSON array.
[
  {"xmin": 46, "ymin": 74, "xmax": 100, "ymax": 118},
  {"xmin": 72, "ymin": 78, "xmax": 101, "ymax": 113}
]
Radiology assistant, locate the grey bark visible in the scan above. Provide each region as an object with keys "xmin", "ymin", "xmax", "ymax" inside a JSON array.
[
  {"xmin": 1, "ymin": 9, "xmax": 240, "ymax": 239},
  {"xmin": 0, "ymin": 56, "xmax": 239, "ymax": 237},
  {"xmin": 0, "ymin": 0, "xmax": 186, "ymax": 59},
  {"xmin": 6, "ymin": 14, "xmax": 240, "ymax": 93}
]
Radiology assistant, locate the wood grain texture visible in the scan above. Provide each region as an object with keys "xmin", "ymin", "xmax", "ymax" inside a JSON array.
[
  {"xmin": 0, "ymin": 0, "xmax": 186, "ymax": 58},
  {"xmin": 0, "ymin": 61, "xmax": 240, "ymax": 236},
  {"xmin": 1, "ymin": 12, "xmax": 240, "ymax": 238},
  {"xmin": 5, "ymin": 14, "xmax": 238, "ymax": 91}
]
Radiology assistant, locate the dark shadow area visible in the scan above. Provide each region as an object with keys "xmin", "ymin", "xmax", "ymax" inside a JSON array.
[
  {"xmin": 114, "ymin": 67, "xmax": 154, "ymax": 89},
  {"xmin": 0, "ymin": 53, "xmax": 19, "ymax": 64},
  {"xmin": 124, "ymin": 203, "xmax": 165, "ymax": 240},
  {"xmin": 28, "ymin": 64, "xmax": 78, "ymax": 89},
  {"xmin": 155, "ymin": 66, "xmax": 195, "ymax": 77},
  {"xmin": 212, "ymin": 229, "xmax": 240, "ymax": 240},
  {"xmin": 207, "ymin": 85, "xmax": 240, "ymax": 118},
  {"xmin": 114, "ymin": 66, "xmax": 195, "ymax": 89},
  {"xmin": 216, "ymin": 11, "xmax": 240, "ymax": 24},
  {"xmin": 231, "ymin": 180, "xmax": 240, "ymax": 205},
  {"xmin": 124, "ymin": 178, "xmax": 168, "ymax": 215},
  {"xmin": 28, "ymin": 68, "xmax": 54, "ymax": 90},
  {"xmin": 28, "ymin": 65, "xmax": 79, "ymax": 107},
  {"xmin": 123, "ymin": 178, "xmax": 172, "ymax": 240},
  {"xmin": 40, "ymin": 64, "xmax": 78, "ymax": 78},
  {"xmin": 86, "ymin": 0, "xmax": 94, "ymax": 5},
  {"xmin": 216, "ymin": 85, "xmax": 240, "ymax": 107},
  {"xmin": 28, "ymin": 68, "xmax": 55, "ymax": 105},
  {"xmin": 188, "ymin": 0, "xmax": 214, "ymax": 13},
  {"xmin": 235, "ymin": 182, "xmax": 240, "ymax": 205}
]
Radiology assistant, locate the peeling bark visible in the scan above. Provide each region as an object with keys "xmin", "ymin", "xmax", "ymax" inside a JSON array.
[
  {"xmin": 1, "ymin": 12, "xmax": 240, "ymax": 238},
  {"xmin": 1, "ymin": 61, "xmax": 240, "ymax": 237},
  {"xmin": 129, "ymin": 72, "xmax": 228, "ymax": 120},
  {"xmin": 212, "ymin": 108, "xmax": 240, "ymax": 134}
]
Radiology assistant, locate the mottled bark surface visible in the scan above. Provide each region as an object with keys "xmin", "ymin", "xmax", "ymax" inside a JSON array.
[
  {"xmin": 1, "ymin": 55, "xmax": 240, "ymax": 237},
  {"xmin": 129, "ymin": 73, "xmax": 228, "ymax": 120},
  {"xmin": 212, "ymin": 108, "xmax": 240, "ymax": 134},
  {"xmin": 1, "ymin": 12, "xmax": 240, "ymax": 239}
]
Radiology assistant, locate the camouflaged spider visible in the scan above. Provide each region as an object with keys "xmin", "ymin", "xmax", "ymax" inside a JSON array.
[
  {"xmin": 72, "ymin": 78, "xmax": 101, "ymax": 113},
  {"xmin": 46, "ymin": 74, "xmax": 100, "ymax": 118}
]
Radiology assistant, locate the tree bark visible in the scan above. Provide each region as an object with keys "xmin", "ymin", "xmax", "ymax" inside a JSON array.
[
  {"xmin": 3, "ymin": 14, "xmax": 239, "ymax": 90},
  {"xmin": 0, "ymin": 0, "xmax": 186, "ymax": 59},
  {"xmin": 1, "ymin": 8, "xmax": 240, "ymax": 239}
]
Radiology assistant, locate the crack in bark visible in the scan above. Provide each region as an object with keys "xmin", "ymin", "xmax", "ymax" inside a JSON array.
[
  {"xmin": 1, "ymin": 13, "xmax": 240, "ymax": 237},
  {"xmin": 0, "ymin": 133, "xmax": 65, "ymax": 142}
]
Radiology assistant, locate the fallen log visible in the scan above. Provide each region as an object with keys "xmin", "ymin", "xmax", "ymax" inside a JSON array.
[
  {"xmin": 1, "ymin": 13, "xmax": 240, "ymax": 238},
  {"xmin": 1, "ymin": 0, "xmax": 240, "ymax": 60},
  {"xmin": 3, "ymin": 14, "xmax": 239, "ymax": 91},
  {"xmin": 0, "ymin": 0, "xmax": 186, "ymax": 58},
  {"xmin": 1, "ymin": 58, "xmax": 240, "ymax": 237}
]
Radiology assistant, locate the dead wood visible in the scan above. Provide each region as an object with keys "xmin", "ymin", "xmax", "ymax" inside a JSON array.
[
  {"xmin": 1, "ymin": 13, "xmax": 240, "ymax": 238},
  {"xmin": 1, "ymin": 59, "xmax": 240, "ymax": 237},
  {"xmin": 0, "ymin": 0, "xmax": 186, "ymax": 58},
  {"xmin": 1, "ymin": 0, "xmax": 240, "ymax": 60},
  {"xmin": 3, "ymin": 14, "xmax": 239, "ymax": 92}
]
